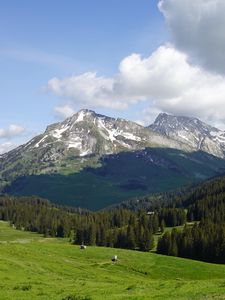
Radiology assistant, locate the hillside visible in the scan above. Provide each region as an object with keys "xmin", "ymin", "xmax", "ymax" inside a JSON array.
[
  {"xmin": 4, "ymin": 148, "xmax": 225, "ymax": 210},
  {"xmin": 1, "ymin": 221, "xmax": 225, "ymax": 300},
  {"xmin": 0, "ymin": 110, "xmax": 188, "ymax": 183},
  {"xmin": 2, "ymin": 110, "xmax": 225, "ymax": 210}
]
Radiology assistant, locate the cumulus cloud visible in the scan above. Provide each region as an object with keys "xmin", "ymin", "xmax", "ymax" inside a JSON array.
[
  {"xmin": 158, "ymin": 0, "xmax": 225, "ymax": 74},
  {"xmin": 47, "ymin": 45, "xmax": 225, "ymax": 127},
  {"xmin": 47, "ymin": 73, "xmax": 129, "ymax": 110},
  {"xmin": 0, "ymin": 124, "xmax": 25, "ymax": 139},
  {"xmin": 46, "ymin": 1, "xmax": 225, "ymax": 128}
]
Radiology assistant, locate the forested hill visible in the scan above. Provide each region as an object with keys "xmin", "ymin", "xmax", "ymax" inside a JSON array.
[
  {"xmin": 156, "ymin": 175, "xmax": 225, "ymax": 263},
  {"xmin": 0, "ymin": 195, "xmax": 186, "ymax": 252},
  {"xmin": 114, "ymin": 174, "xmax": 225, "ymax": 211},
  {"xmin": 2, "ymin": 174, "xmax": 225, "ymax": 264}
]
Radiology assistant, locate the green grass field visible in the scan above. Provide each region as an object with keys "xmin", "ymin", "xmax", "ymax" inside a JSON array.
[{"xmin": 0, "ymin": 221, "xmax": 225, "ymax": 300}]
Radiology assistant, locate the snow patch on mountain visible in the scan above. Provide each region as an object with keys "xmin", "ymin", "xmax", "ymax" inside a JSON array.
[
  {"xmin": 52, "ymin": 126, "xmax": 69, "ymax": 139},
  {"xmin": 97, "ymin": 118, "xmax": 117, "ymax": 142},
  {"xmin": 34, "ymin": 135, "xmax": 48, "ymax": 148},
  {"xmin": 75, "ymin": 110, "xmax": 86, "ymax": 123}
]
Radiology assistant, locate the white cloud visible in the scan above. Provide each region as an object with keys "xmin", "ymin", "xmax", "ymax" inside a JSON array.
[
  {"xmin": 119, "ymin": 46, "xmax": 225, "ymax": 127},
  {"xmin": 47, "ymin": 45, "xmax": 225, "ymax": 128},
  {"xmin": 46, "ymin": 1, "xmax": 225, "ymax": 129},
  {"xmin": 158, "ymin": 0, "xmax": 225, "ymax": 74},
  {"xmin": 47, "ymin": 73, "xmax": 129, "ymax": 110},
  {"xmin": 54, "ymin": 105, "xmax": 75, "ymax": 119},
  {"xmin": 0, "ymin": 124, "xmax": 25, "ymax": 139},
  {"xmin": 0, "ymin": 142, "xmax": 16, "ymax": 154}
]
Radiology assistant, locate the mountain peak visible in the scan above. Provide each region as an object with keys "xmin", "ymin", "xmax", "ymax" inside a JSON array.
[
  {"xmin": 149, "ymin": 112, "xmax": 224, "ymax": 157},
  {"xmin": 73, "ymin": 108, "xmax": 94, "ymax": 121},
  {"xmin": 76, "ymin": 108, "xmax": 96, "ymax": 116},
  {"xmin": 2, "ymin": 109, "xmax": 225, "ymax": 208},
  {"xmin": 155, "ymin": 112, "xmax": 196, "ymax": 124},
  {"xmin": 152, "ymin": 113, "xmax": 217, "ymax": 133},
  {"xmin": 68, "ymin": 109, "xmax": 95, "ymax": 122}
]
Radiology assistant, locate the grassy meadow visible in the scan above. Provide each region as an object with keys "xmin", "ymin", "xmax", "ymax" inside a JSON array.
[{"xmin": 0, "ymin": 221, "xmax": 225, "ymax": 299}]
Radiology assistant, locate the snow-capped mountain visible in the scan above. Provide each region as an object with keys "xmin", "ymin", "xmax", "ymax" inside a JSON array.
[
  {"xmin": 149, "ymin": 113, "xmax": 225, "ymax": 158},
  {"xmin": 29, "ymin": 109, "xmax": 188, "ymax": 156},
  {"xmin": 2, "ymin": 109, "xmax": 225, "ymax": 209},
  {"xmin": 0, "ymin": 109, "xmax": 190, "ymax": 181}
]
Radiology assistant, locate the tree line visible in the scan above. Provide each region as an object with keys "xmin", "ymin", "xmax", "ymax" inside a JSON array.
[
  {"xmin": 157, "ymin": 175, "xmax": 225, "ymax": 263},
  {"xmin": 0, "ymin": 195, "xmax": 186, "ymax": 252}
]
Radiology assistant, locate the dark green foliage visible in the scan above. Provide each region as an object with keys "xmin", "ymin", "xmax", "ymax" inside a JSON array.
[
  {"xmin": 157, "ymin": 175, "xmax": 225, "ymax": 263},
  {"xmin": 160, "ymin": 219, "xmax": 165, "ymax": 233},
  {"xmin": 0, "ymin": 195, "xmax": 184, "ymax": 252},
  {"xmin": 3, "ymin": 148, "xmax": 225, "ymax": 210},
  {"xmin": 126, "ymin": 225, "xmax": 136, "ymax": 249},
  {"xmin": 158, "ymin": 208, "xmax": 187, "ymax": 227},
  {"xmin": 157, "ymin": 221, "xmax": 225, "ymax": 263}
]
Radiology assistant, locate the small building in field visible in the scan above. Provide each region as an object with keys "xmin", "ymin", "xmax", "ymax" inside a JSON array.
[
  {"xmin": 112, "ymin": 255, "xmax": 118, "ymax": 262},
  {"xmin": 147, "ymin": 211, "xmax": 154, "ymax": 215}
]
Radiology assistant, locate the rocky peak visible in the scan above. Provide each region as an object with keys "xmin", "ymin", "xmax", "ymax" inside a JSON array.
[
  {"xmin": 152, "ymin": 113, "xmax": 218, "ymax": 134},
  {"xmin": 0, "ymin": 109, "xmax": 192, "ymax": 179},
  {"xmin": 149, "ymin": 113, "xmax": 225, "ymax": 158}
]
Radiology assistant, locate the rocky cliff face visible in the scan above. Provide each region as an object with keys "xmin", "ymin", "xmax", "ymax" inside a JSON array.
[
  {"xmin": 2, "ymin": 109, "xmax": 225, "ymax": 186},
  {"xmin": 2, "ymin": 110, "xmax": 225, "ymax": 209},
  {"xmin": 0, "ymin": 109, "xmax": 191, "ymax": 182},
  {"xmin": 149, "ymin": 113, "xmax": 225, "ymax": 158}
]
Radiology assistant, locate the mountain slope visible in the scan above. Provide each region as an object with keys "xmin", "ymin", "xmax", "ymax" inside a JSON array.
[
  {"xmin": 0, "ymin": 109, "xmax": 190, "ymax": 184},
  {"xmin": 149, "ymin": 113, "xmax": 225, "ymax": 158},
  {"xmin": 4, "ymin": 148, "xmax": 225, "ymax": 210},
  {"xmin": 2, "ymin": 110, "xmax": 225, "ymax": 210}
]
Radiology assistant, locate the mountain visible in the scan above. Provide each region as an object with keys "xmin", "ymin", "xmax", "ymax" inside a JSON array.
[
  {"xmin": 1, "ymin": 109, "xmax": 225, "ymax": 210},
  {"xmin": 149, "ymin": 113, "xmax": 225, "ymax": 158},
  {"xmin": 0, "ymin": 109, "xmax": 190, "ymax": 182}
]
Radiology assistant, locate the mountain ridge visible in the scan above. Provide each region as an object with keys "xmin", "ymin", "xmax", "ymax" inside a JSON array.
[
  {"xmin": 149, "ymin": 112, "xmax": 225, "ymax": 158},
  {"xmin": 1, "ymin": 109, "xmax": 225, "ymax": 209},
  {"xmin": 0, "ymin": 109, "xmax": 193, "ymax": 181}
]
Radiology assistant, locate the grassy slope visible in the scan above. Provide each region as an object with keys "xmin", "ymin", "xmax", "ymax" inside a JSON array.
[
  {"xmin": 5, "ymin": 148, "xmax": 225, "ymax": 210},
  {"xmin": 1, "ymin": 221, "xmax": 225, "ymax": 300}
]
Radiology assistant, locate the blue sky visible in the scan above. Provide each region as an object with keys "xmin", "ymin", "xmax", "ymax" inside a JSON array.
[
  {"xmin": 0, "ymin": 1, "xmax": 167, "ymax": 146},
  {"xmin": 1, "ymin": 0, "xmax": 225, "ymax": 153}
]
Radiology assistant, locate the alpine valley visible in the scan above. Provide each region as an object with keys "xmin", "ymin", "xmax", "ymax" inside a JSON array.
[{"xmin": 1, "ymin": 109, "xmax": 225, "ymax": 210}]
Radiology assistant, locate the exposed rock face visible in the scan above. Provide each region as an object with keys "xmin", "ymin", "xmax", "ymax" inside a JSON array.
[
  {"xmin": 2, "ymin": 110, "xmax": 225, "ymax": 209},
  {"xmin": 1, "ymin": 109, "xmax": 225, "ymax": 186},
  {"xmin": 30, "ymin": 109, "xmax": 190, "ymax": 157},
  {"xmin": 0, "ymin": 109, "xmax": 191, "ymax": 180},
  {"xmin": 149, "ymin": 113, "xmax": 225, "ymax": 158}
]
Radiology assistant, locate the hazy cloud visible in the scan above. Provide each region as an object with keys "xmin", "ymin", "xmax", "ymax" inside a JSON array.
[
  {"xmin": 54, "ymin": 105, "xmax": 75, "ymax": 119},
  {"xmin": 0, "ymin": 142, "xmax": 16, "ymax": 155},
  {"xmin": 0, "ymin": 124, "xmax": 25, "ymax": 139},
  {"xmin": 0, "ymin": 47, "xmax": 79, "ymax": 71}
]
